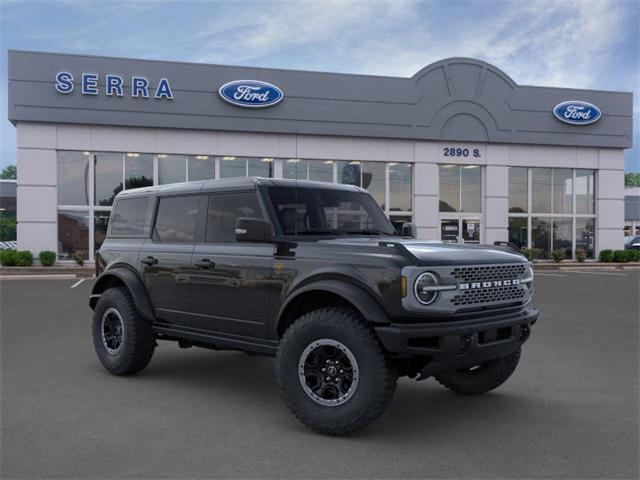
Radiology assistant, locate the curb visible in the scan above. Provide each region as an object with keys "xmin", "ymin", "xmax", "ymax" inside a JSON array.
[
  {"xmin": 0, "ymin": 274, "xmax": 81, "ymax": 280},
  {"xmin": 533, "ymin": 262, "xmax": 639, "ymax": 270}
]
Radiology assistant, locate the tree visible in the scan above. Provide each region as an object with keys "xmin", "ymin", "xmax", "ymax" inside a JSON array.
[
  {"xmin": 625, "ymin": 172, "xmax": 640, "ymax": 188},
  {"xmin": 1, "ymin": 165, "xmax": 16, "ymax": 179}
]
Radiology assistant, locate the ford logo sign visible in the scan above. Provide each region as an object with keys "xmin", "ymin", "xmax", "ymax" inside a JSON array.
[
  {"xmin": 218, "ymin": 80, "xmax": 283, "ymax": 108},
  {"xmin": 553, "ymin": 100, "xmax": 601, "ymax": 125}
]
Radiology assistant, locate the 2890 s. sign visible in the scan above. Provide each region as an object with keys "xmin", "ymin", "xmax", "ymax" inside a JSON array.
[
  {"xmin": 218, "ymin": 80, "xmax": 284, "ymax": 108},
  {"xmin": 553, "ymin": 100, "xmax": 601, "ymax": 125}
]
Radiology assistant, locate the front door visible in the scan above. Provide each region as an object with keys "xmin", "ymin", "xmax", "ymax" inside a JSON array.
[
  {"xmin": 189, "ymin": 191, "xmax": 274, "ymax": 339},
  {"xmin": 139, "ymin": 194, "xmax": 201, "ymax": 325},
  {"xmin": 440, "ymin": 217, "xmax": 482, "ymax": 243}
]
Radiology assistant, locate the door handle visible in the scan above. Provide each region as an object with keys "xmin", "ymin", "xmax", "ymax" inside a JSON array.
[
  {"xmin": 194, "ymin": 258, "xmax": 215, "ymax": 269},
  {"xmin": 141, "ymin": 256, "xmax": 158, "ymax": 266}
]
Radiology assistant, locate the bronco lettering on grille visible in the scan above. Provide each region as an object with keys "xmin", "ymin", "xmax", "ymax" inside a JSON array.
[{"xmin": 459, "ymin": 279, "xmax": 521, "ymax": 290}]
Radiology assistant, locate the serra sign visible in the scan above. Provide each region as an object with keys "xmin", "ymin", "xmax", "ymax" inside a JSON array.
[{"xmin": 55, "ymin": 72, "xmax": 174, "ymax": 99}]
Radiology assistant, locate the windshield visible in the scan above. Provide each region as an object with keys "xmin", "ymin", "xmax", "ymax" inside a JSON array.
[{"xmin": 268, "ymin": 186, "xmax": 396, "ymax": 237}]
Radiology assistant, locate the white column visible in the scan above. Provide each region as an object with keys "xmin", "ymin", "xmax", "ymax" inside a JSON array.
[
  {"xmin": 596, "ymin": 149, "xmax": 625, "ymax": 253},
  {"xmin": 413, "ymin": 142, "xmax": 439, "ymax": 240},
  {"xmin": 16, "ymin": 123, "xmax": 58, "ymax": 258},
  {"xmin": 484, "ymin": 165, "xmax": 509, "ymax": 244}
]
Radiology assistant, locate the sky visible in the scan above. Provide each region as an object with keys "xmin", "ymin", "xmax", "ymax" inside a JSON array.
[{"xmin": 0, "ymin": 0, "xmax": 638, "ymax": 172}]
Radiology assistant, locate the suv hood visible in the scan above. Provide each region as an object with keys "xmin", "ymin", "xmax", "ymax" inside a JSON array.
[{"xmin": 317, "ymin": 237, "xmax": 527, "ymax": 266}]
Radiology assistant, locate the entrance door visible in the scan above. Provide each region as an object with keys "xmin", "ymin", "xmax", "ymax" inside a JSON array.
[{"xmin": 440, "ymin": 217, "xmax": 482, "ymax": 243}]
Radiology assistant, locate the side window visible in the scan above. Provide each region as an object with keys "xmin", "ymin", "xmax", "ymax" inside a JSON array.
[
  {"xmin": 110, "ymin": 197, "xmax": 149, "ymax": 237},
  {"xmin": 206, "ymin": 191, "xmax": 262, "ymax": 243},
  {"xmin": 154, "ymin": 195, "xmax": 200, "ymax": 243}
]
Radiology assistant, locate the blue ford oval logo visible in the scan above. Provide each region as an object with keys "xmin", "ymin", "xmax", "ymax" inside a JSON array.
[
  {"xmin": 218, "ymin": 80, "xmax": 283, "ymax": 108},
  {"xmin": 553, "ymin": 100, "xmax": 601, "ymax": 125}
]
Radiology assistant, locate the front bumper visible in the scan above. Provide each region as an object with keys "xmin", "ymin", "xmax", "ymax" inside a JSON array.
[{"xmin": 375, "ymin": 307, "xmax": 538, "ymax": 379}]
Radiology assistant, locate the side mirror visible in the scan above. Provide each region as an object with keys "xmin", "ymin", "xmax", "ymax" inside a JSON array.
[
  {"xmin": 632, "ymin": 243, "xmax": 640, "ymax": 248},
  {"xmin": 401, "ymin": 222, "xmax": 417, "ymax": 238},
  {"xmin": 235, "ymin": 218, "xmax": 274, "ymax": 243}
]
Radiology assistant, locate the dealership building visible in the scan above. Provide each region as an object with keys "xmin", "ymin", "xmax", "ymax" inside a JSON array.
[{"xmin": 7, "ymin": 50, "xmax": 633, "ymax": 261}]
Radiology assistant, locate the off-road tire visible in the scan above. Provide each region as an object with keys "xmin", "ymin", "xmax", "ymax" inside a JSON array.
[
  {"xmin": 92, "ymin": 287, "xmax": 155, "ymax": 375},
  {"xmin": 275, "ymin": 307, "xmax": 398, "ymax": 436},
  {"xmin": 434, "ymin": 347, "xmax": 521, "ymax": 395}
]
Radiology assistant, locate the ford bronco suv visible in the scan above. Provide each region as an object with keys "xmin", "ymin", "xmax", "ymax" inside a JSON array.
[{"xmin": 90, "ymin": 177, "xmax": 538, "ymax": 435}]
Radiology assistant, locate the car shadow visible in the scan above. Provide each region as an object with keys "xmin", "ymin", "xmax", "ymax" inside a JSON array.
[{"xmin": 105, "ymin": 346, "xmax": 559, "ymax": 441}]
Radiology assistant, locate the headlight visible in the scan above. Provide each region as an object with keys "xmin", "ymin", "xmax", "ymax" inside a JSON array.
[{"xmin": 414, "ymin": 272, "xmax": 439, "ymax": 305}]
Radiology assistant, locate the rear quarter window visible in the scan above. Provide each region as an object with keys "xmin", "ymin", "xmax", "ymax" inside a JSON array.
[
  {"xmin": 153, "ymin": 195, "xmax": 200, "ymax": 243},
  {"xmin": 109, "ymin": 197, "xmax": 150, "ymax": 237}
]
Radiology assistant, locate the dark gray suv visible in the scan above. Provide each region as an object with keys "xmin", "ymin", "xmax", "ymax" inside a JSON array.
[{"xmin": 90, "ymin": 177, "xmax": 538, "ymax": 435}]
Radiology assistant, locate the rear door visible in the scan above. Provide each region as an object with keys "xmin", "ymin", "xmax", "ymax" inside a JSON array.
[
  {"xmin": 139, "ymin": 194, "xmax": 201, "ymax": 325},
  {"xmin": 190, "ymin": 190, "xmax": 275, "ymax": 339}
]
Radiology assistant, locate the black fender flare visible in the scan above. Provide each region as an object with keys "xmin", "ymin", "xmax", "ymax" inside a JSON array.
[
  {"xmin": 277, "ymin": 279, "xmax": 390, "ymax": 334},
  {"xmin": 90, "ymin": 266, "xmax": 155, "ymax": 321}
]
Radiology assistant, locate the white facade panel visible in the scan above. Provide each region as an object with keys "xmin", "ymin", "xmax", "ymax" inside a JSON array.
[
  {"xmin": 17, "ymin": 222, "xmax": 57, "ymax": 256},
  {"xmin": 17, "ymin": 185, "xmax": 57, "ymax": 222},
  {"xmin": 413, "ymin": 163, "xmax": 438, "ymax": 196},
  {"xmin": 16, "ymin": 123, "xmax": 56, "ymax": 149},
  {"xmin": 413, "ymin": 195, "xmax": 439, "ymax": 229},
  {"xmin": 91, "ymin": 126, "xmax": 156, "ymax": 152},
  {"xmin": 17, "ymin": 148, "xmax": 56, "ymax": 186},
  {"xmin": 597, "ymin": 169, "xmax": 625, "ymax": 199},
  {"xmin": 155, "ymin": 129, "xmax": 219, "ymax": 155},
  {"xmin": 56, "ymin": 125, "xmax": 92, "ymax": 150}
]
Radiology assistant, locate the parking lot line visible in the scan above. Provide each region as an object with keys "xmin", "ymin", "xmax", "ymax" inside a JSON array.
[
  {"xmin": 70, "ymin": 278, "xmax": 86, "ymax": 288},
  {"xmin": 568, "ymin": 270, "xmax": 627, "ymax": 276},
  {"xmin": 534, "ymin": 272, "xmax": 567, "ymax": 277}
]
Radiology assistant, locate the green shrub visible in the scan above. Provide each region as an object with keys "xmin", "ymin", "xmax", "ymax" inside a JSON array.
[
  {"xmin": 39, "ymin": 250, "xmax": 57, "ymax": 267},
  {"xmin": 575, "ymin": 249, "xmax": 587, "ymax": 263},
  {"xmin": 521, "ymin": 247, "xmax": 543, "ymax": 261},
  {"xmin": 599, "ymin": 249, "xmax": 614, "ymax": 262},
  {"xmin": 626, "ymin": 249, "xmax": 639, "ymax": 262},
  {"xmin": 613, "ymin": 250, "xmax": 628, "ymax": 263},
  {"xmin": 551, "ymin": 249, "xmax": 565, "ymax": 263},
  {"xmin": 0, "ymin": 249, "xmax": 18, "ymax": 266},
  {"xmin": 15, "ymin": 250, "xmax": 34, "ymax": 267},
  {"xmin": 73, "ymin": 250, "xmax": 86, "ymax": 266}
]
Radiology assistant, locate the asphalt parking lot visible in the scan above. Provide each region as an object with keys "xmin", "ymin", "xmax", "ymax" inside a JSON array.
[{"xmin": 1, "ymin": 271, "xmax": 638, "ymax": 479}]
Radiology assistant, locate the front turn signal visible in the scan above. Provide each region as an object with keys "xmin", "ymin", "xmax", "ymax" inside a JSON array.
[{"xmin": 400, "ymin": 276, "xmax": 408, "ymax": 298}]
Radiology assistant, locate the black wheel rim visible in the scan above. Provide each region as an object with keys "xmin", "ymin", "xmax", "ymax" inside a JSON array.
[
  {"xmin": 101, "ymin": 307, "xmax": 124, "ymax": 355},
  {"xmin": 298, "ymin": 339, "xmax": 359, "ymax": 407}
]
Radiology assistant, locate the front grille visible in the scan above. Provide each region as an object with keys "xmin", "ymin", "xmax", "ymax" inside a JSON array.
[
  {"xmin": 451, "ymin": 285, "xmax": 526, "ymax": 306},
  {"xmin": 451, "ymin": 264, "xmax": 527, "ymax": 283}
]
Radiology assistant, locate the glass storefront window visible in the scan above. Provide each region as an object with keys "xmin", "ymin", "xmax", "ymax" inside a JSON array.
[
  {"xmin": 461, "ymin": 165, "xmax": 482, "ymax": 213},
  {"xmin": 576, "ymin": 218, "xmax": 596, "ymax": 258},
  {"xmin": 309, "ymin": 160, "xmax": 333, "ymax": 182},
  {"xmin": 58, "ymin": 210, "xmax": 89, "ymax": 259},
  {"xmin": 94, "ymin": 211, "xmax": 110, "ymax": 254},
  {"xmin": 188, "ymin": 155, "xmax": 215, "ymax": 181},
  {"xmin": 576, "ymin": 170, "xmax": 595, "ymax": 214},
  {"xmin": 389, "ymin": 215, "xmax": 412, "ymax": 235},
  {"xmin": 389, "ymin": 163, "xmax": 412, "ymax": 212},
  {"xmin": 58, "ymin": 151, "xmax": 90, "ymax": 205},
  {"xmin": 531, "ymin": 217, "xmax": 551, "ymax": 259},
  {"xmin": 338, "ymin": 161, "xmax": 361, "ymax": 187},
  {"xmin": 362, "ymin": 162, "xmax": 386, "ymax": 209},
  {"xmin": 220, "ymin": 157, "xmax": 246, "ymax": 178},
  {"xmin": 283, "ymin": 159, "xmax": 306, "ymax": 179},
  {"xmin": 95, "ymin": 153, "xmax": 123, "ymax": 207},
  {"xmin": 124, "ymin": 153, "xmax": 153, "ymax": 190},
  {"xmin": 552, "ymin": 169, "xmax": 572, "ymax": 214},
  {"xmin": 508, "ymin": 217, "xmax": 528, "ymax": 249},
  {"xmin": 248, "ymin": 158, "xmax": 273, "ymax": 177},
  {"xmin": 158, "ymin": 154, "xmax": 186, "ymax": 185},
  {"xmin": 439, "ymin": 165, "xmax": 459, "ymax": 212},
  {"xmin": 531, "ymin": 168, "xmax": 552, "ymax": 213},
  {"xmin": 462, "ymin": 219, "xmax": 480, "ymax": 242},
  {"xmin": 508, "ymin": 167, "xmax": 528, "ymax": 213},
  {"xmin": 552, "ymin": 217, "xmax": 572, "ymax": 258}
]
